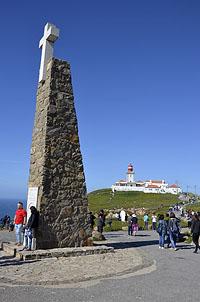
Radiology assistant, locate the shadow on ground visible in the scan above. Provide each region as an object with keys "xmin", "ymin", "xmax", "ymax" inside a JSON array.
[
  {"xmin": 106, "ymin": 240, "xmax": 194, "ymax": 251},
  {"xmin": 0, "ymin": 255, "xmax": 38, "ymax": 267},
  {"xmin": 106, "ymin": 239, "xmax": 158, "ymax": 250}
]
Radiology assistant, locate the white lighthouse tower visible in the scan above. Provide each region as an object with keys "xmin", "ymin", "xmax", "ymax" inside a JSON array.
[{"xmin": 127, "ymin": 163, "xmax": 135, "ymax": 183}]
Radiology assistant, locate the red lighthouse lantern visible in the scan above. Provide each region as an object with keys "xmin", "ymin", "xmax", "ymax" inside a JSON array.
[{"xmin": 128, "ymin": 163, "xmax": 133, "ymax": 173}]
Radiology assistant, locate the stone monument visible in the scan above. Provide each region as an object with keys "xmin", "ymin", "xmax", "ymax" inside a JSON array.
[{"xmin": 27, "ymin": 23, "xmax": 91, "ymax": 249}]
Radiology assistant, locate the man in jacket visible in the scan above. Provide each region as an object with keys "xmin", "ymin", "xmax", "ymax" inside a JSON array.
[{"xmin": 191, "ymin": 214, "xmax": 200, "ymax": 253}]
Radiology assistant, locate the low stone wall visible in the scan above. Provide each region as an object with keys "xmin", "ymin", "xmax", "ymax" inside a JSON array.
[
  {"xmin": 18, "ymin": 246, "xmax": 114, "ymax": 261},
  {"xmin": 0, "ymin": 240, "xmax": 114, "ymax": 261}
]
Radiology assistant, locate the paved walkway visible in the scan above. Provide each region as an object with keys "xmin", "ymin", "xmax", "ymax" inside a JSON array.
[
  {"xmin": 0, "ymin": 230, "xmax": 199, "ymax": 302},
  {"xmin": 0, "ymin": 230, "xmax": 153, "ymax": 286}
]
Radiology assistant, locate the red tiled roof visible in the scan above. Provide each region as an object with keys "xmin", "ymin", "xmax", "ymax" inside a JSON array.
[
  {"xmin": 151, "ymin": 180, "xmax": 164, "ymax": 183},
  {"xmin": 116, "ymin": 180, "xmax": 127, "ymax": 183},
  {"xmin": 146, "ymin": 180, "xmax": 163, "ymax": 183},
  {"xmin": 169, "ymin": 184, "xmax": 178, "ymax": 188},
  {"xmin": 147, "ymin": 185, "xmax": 160, "ymax": 188}
]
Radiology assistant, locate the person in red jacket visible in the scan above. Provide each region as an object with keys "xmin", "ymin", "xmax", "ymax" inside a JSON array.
[{"xmin": 14, "ymin": 201, "xmax": 27, "ymax": 246}]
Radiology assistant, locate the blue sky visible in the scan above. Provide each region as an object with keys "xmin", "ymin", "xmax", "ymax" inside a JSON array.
[{"xmin": 0, "ymin": 0, "xmax": 200, "ymax": 198}]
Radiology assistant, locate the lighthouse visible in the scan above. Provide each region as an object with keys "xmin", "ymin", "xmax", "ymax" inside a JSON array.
[{"xmin": 127, "ymin": 163, "xmax": 135, "ymax": 183}]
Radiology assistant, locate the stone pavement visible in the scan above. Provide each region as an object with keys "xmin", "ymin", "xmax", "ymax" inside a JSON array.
[
  {"xmin": 0, "ymin": 230, "xmax": 15, "ymax": 242},
  {"xmin": 0, "ymin": 248, "xmax": 151, "ymax": 286},
  {"xmin": 0, "ymin": 230, "xmax": 200, "ymax": 302},
  {"xmin": 0, "ymin": 230, "xmax": 153, "ymax": 286}
]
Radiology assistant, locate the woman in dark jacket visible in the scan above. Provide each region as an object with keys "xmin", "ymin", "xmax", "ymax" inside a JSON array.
[
  {"xmin": 24, "ymin": 206, "xmax": 39, "ymax": 251},
  {"xmin": 157, "ymin": 214, "xmax": 167, "ymax": 249},
  {"xmin": 168, "ymin": 212, "xmax": 180, "ymax": 251},
  {"xmin": 191, "ymin": 214, "xmax": 200, "ymax": 253}
]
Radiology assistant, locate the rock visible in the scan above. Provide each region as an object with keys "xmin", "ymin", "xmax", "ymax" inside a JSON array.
[
  {"xmin": 122, "ymin": 226, "xmax": 128, "ymax": 231},
  {"xmin": 83, "ymin": 237, "xmax": 93, "ymax": 246},
  {"xmin": 92, "ymin": 231, "xmax": 106, "ymax": 241}
]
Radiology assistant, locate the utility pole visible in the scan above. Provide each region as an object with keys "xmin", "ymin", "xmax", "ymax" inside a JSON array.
[
  {"xmin": 194, "ymin": 185, "xmax": 197, "ymax": 199},
  {"xmin": 186, "ymin": 185, "xmax": 189, "ymax": 198},
  {"xmin": 175, "ymin": 180, "xmax": 179, "ymax": 195}
]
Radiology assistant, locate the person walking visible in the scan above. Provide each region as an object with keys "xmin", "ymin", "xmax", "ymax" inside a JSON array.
[
  {"xmin": 88, "ymin": 212, "xmax": 96, "ymax": 230},
  {"xmin": 97, "ymin": 210, "xmax": 105, "ymax": 233},
  {"xmin": 14, "ymin": 201, "xmax": 27, "ymax": 246},
  {"xmin": 127, "ymin": 214, "xmax": 133, "ymax": 236},
  {"xmin": 165, "ymin": 213, "xmax": 170, "ymax": 248},
  {"xmin": 143, "ymin": 213, "xmax": 149, "ymax": 230},
  {"xmin": 131, "ymin": 214, "xmax": 139, "ymax": 236},
  {"xmin": 151, "ymin": 213, "xmax": 157, "ymax": 231},
  {"xmin": 157, "ymin": 214, "xmax": 167, "ymax": 249},
  {"xmin": 168, "ymin": 212, "xmax": 180, "ymax": 251},
  {"xmin": 191, "ymin": 214, "xmax": 200, "ymax": 253}
]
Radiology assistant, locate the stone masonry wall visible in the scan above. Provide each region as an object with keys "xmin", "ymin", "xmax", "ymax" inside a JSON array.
[{"xmin": 29, "ymin": 58, "xmax": 91, "ymax": 249}]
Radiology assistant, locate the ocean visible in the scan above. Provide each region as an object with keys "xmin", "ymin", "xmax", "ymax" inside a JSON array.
[{"xmin": 0, "ymin": 199, "xmax": 27, "ymax": 219}]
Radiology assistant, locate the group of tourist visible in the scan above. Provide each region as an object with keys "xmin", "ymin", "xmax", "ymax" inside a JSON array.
[
  {"xmin": 0, "ymin": 214, "xmax": 13, "ymax": 230},
  {"xmin": 157, "ymin": 212, "xmax": 180, "ymax": 251},
  {"xmin": 157, "ymin": 212, "xmax": 200, "ymax": 253},
  {"xmin": 13, "ymin": 201, "xmax": 39, "ymax": 251},
  {"xmin": 4, "ymin": 200, "xmax": 200, "ymax": 255},
  {"xmin": 126, "ymin": 210, "xmax": 200, "ymax": 253},
  {"xmin": 88, "ymin": 209, "xmax": 106, "ymax": 233},
  {"xmin": 91, "ymin": 207, "xmax": 200, "ymax": 254},
  {"xmin": 127, "ymin": 212, "xmax": 157, "ymax": 233}
]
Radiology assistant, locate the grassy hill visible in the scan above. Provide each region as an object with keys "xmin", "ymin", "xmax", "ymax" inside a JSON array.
[
  {"xmin": 88, "ymin": 188, "xmax": 180, "ymax": 214},
  {"xmin": 186, "ymin": 203, "xmax": 200, "ymax": 212}
]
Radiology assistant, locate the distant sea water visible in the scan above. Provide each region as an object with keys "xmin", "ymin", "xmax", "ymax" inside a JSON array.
[{"xmin": 0, "ymin": 199, "xmax": 27, "ymax": 219}]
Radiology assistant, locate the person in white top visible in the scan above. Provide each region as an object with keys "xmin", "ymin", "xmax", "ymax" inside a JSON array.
[
  {"xmin": 120, "ymin": 210, "xmax": 126, "ymax": 222},
  {"xmin": 152, "ymin": 214, "xmax": 157, "ymax": 230}
]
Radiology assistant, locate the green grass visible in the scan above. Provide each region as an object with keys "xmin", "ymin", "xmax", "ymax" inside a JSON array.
[
  {"xmin": 88, "ymin": 188, "xmax": 179, "ymax": 214},
  {"xmin": 186, "ymin": 203, "xmax": 200, "ymax": 212}
]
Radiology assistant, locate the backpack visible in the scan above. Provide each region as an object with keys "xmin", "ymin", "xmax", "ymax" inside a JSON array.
[
  {"xmin": 157, "ymin": 221, "xmax": 166, "ymax": 235},
  {"xmin": 170, "ymin": 219, "xmax": 179, "ymax": 234}
]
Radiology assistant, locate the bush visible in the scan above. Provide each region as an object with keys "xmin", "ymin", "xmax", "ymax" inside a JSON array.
[{"xmin": 104, "ymin": 219, "xmax": 127, "ymax": 232}]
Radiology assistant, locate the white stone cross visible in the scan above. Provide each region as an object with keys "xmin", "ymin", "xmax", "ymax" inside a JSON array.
[{"xmin": 39, "ymin": 23, "xmax": 60, "ymax": 83}]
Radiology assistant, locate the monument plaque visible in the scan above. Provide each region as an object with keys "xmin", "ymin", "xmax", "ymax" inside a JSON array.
[{"xmin": 27, "ymin": 187, "xmax": 38, "ymax": 219}]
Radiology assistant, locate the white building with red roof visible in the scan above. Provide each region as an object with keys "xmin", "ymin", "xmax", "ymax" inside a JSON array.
[{"xmin": 111, "ymin": 164, "xmax": 182, "ymax": 195}]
